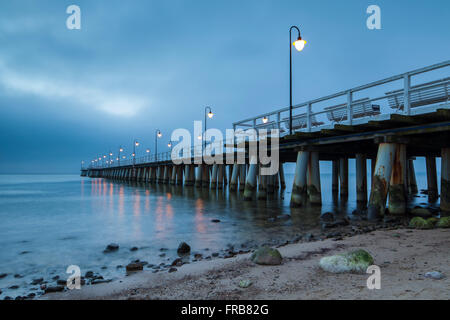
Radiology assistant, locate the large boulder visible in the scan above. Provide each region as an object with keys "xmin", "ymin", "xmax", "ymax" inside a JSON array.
[
  {"xmin": 250, "ymin": 247, "xmax": 282, "ymax": 265},
  {"xmin": 319, "ymin": 249, "xmax": 374, "ymax": 274},
  {"xmin": 409, "ymin": 217, "xmax": 434, "ymax": 229},
  {"xmin": 177, "ymin": 242, "xmax": 191, "ymax": 256},
  {"xmin": 437, "ymin": 217, "xmax": 450, "ymax": 228}
]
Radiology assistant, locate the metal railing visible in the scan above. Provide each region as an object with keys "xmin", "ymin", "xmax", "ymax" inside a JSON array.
[{"xmin": 233, "ymin": 60, "xmax": 450, "ymax": 133}]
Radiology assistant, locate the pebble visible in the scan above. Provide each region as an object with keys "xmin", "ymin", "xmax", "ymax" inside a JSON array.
[{"xmin": 424, "ymin": 271, "xmax": 445, "ymax": 280}]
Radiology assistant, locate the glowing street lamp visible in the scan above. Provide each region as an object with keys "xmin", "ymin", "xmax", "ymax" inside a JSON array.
[
  {"xmin": 155, "ymin": 129, "xmax": 162, "ymax": 161},
  {"xmin": 118, "ymin": 146, "xmax": 124, "ymax": 166},
  {"xmin": 133, "ymin": 140, "xmax": 139, "ymax": 165},
  {"xmin": 262, "ymin": 116, "xmax": 269, "ymax": 124},
  {"xmin": 203, "ymin": 106, "xmax": 214, "ymax": 157},
  {"xmin": 289, "ymin": 25, "xmax": 306, "ymax": 136}
]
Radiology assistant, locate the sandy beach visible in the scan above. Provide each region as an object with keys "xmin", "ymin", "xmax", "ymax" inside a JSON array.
[{"xmin": 42, "ymin": 227, "xmax": 450, "ymax": 300}]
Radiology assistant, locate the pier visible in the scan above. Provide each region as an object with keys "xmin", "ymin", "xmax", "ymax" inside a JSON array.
[{"xmin": 81, "ymin": 61, "xmax": 450, "ymax": 219}]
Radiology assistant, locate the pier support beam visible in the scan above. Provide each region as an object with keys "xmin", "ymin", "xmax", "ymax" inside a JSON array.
[
  {"xmin": 291, "ymin": 151, "xmax": 309, "ymax": 207},
  {"xmin": 279, "ymin": 163, "xmax": 286, "ymax": 189},
  {"xmin": 388, "ymin": 144, "xmax": 407, "ymax": 215},
  {"xmin": 202, "ymin": 165, "xmax": 210, "ymax": 188},
  {"xmin": 170, "ymin": 165, "xmax": 177, "ymax": 185},
  {"xmin": 407, "ymin": 159, "xmax": 418, "ymax": 194},
  {"xmin": 355, "ymin": 154, "xmax": 368, "ymax": 203},
  {"xmin": 176, "ymin": 166, "xmax": 183, "ymax": 185},
  {"xmin": 195, "ymin": 165, "xmax": 203, "ymax": 188},
  {"xmin": 426, "ymin": 156, "xmax": 438, "ymax": 201},
  {"xmin": 332, "ymin": 159, "xmax": 339, "ymax": 193},
  {"xmin": 257, "ymin": 171, "xmax": 267, "ymax": 200},
  {"xmin": 217, "ymin": 165, "xmax": 224, "ymax": 189},
  {"xmin": 163, "ymin": 166, "xmax": 169, "ymax": 184},
  {"xmin": 211, "ymin": 164, "xmax": 218, "ymax": 189},
  {"xmin": 441, "ymin": 148, "xmax": 450, "ymax": 212},
  {"xmin": 239, "ymin": 164, "xmax": 246, "ymax": 190},
  {"xmin": 307, "ymin": 152, "xmax": 321, "ymax": 205},
  {"xmin": 230, "ymin": 163, "xmax": 239, "ymax": 191},
  {"xmin": 243, "ymin": 157, "xmax": 258, "ymax": 201},
  {"xmin": 368, "ymin": 143, "xmax": 397, "ymax": 220},
  {"xmin": 339, "ymin": 158, "xmax": 349, "ymax": 197}
]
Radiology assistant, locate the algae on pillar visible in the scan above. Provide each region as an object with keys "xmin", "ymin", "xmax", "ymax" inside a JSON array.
[
  {"xmin": 291, "ymin": 151, "xmax": 309, "ymax": 207},
  {"xmin": 368, "ymin": 143, "xmax": 397, "ymax": 220},
  {"xmin": 388, "ymin": 144, "xmax": 407, "ymax": 215}
]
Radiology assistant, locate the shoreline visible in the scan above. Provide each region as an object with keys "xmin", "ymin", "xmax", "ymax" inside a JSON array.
[{"xmin": 41, "ymin": 227, "xmax": 450, "ymax": 300}]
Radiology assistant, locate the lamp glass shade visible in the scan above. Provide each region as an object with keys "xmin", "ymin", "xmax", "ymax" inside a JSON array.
[
  {"xmin": 262, "ymin": 117, "xmax": 268, "ymax": 124},
  {"xmin": 293, "ymin": 39, "xmax": 306, "ymax": 52},
  {"xmin": 208, "ymin": 112, "xmax": 214, "ymax": 119}
]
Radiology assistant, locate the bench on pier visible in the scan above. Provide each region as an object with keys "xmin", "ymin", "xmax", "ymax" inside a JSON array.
[
  {"xmin": 385, "ymin": 78, "xmax": 450, "ymax": 110},
  {"xmin": 282, "ymin": 114, "xmax": 324, "ymax": 131},
  {"xmin": 325, "ymin": 98, "xmax": 381, "ymax": 123}
]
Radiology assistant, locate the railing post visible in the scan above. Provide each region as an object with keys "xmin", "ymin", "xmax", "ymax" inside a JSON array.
[
  {"xmin": 306, "ymin": 102, "xmax": 312, "ymax": 132},
  {"xmin": 347, "ymin": 90, "xmax": 353, "ymax": 125},
  {"xmin": 277, "ymin": 112, "xmax": 281, "ymax": 130},
  {"xmin": 404, "ymin": 74, "xmax": 411, "ymax": 115}
]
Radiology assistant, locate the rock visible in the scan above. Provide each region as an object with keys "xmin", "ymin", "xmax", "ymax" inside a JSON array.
[
  {"xmin": 159, "ymin": 253, "xmax": 166, "ymax": 257},
  {"xmin": 212, "ymin": 252, "xmax": 219, "ymax": 257},
  {"xmin": 424, "ymin": 271, "xmax": 445, "ymax": 280},
  {"xmin": 250, "ymin": 247, "xmax": 282, "ymax": 266},
  {"xmin": 211, "ymin": 219, "xmax": 221, "ymax": 223},
  {"xmin": 320, "ymin": 249, "xmax": 374, "ymax": 274},
  {"xmin": 321, "ymin": 212, "xmax": 334, "ymax": 222},
  {"xmin": 91, "ymin": 279, "xmax": 112, "ymax": 285},
  {"xmin": 409, "ymin": 217, "xmax": 434, "ymax": 229},
  {"xmin": 103, "ymin": 243, "xmax": 119, "ymax": 253},
  {"xmin": 194, "ymin": 253, "xmax": 203, "ymax": 259},
  {"xmin": 0, "ymin": 273, "xmax": 7, "ymax": 279},
  {"xmin": 276, "ymin": 214, "xmax": 291, "ymax": 221},
  {"xmin": 45, "ymin": 285, "xmax": 65, "ymax": 293},
  {"xmin": 14, "ymin": 274, "xmax": 23, "ymax": 278},
  {"xmin": 171, "ymin": 258, "xmax": 183, "ymax": 267},
  {"xmin": 168, "ymin": 267, "xmax": 177, "ymax": 273},
  {"xmin": 9, "ymin": 285, "xmax": 19, "ymax": 289},
  {"xmin": 304, "ymin": 233, "xmax": 314, "ymax": 242},
  {"xmin": 410, "ymin": 207, "xmax": 432, "ymax": 218},
  {"xmin": 52, "ymin": 275, "xmax": 60, "ymax": 280},
  {"xmin": 56, "ymin": 280, "xmax": 67, "ymax": 286},
  {"xmin": 126, "ymin": 263, "xmax": 144, "ymax": 272},
  {"xmin": 40, "ymin": 284, "xmax": 47, "ymax": 290},
  {"xmin": 85, "ymin": 271, "xmax": 94, "ymax": 278},
  {"xmin": 177, "ymin": 242, "xmax": 191, "ymax": 255},
  {"xmin": 31, "ymin": 278, "xmax": 44, "ymax": 285},
  {"xmin": 239, "ymin": 280, "xmax": 252, "ymax": 288},
  {"xmin": 437, "ymin": 217, "xmax": 450, "ymax": 228},
  {"xmin": 130, "ymin": 247, "xmax": 139, "ymax": 252}
]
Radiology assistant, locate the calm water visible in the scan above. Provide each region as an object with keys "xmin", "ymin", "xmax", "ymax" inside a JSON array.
[{"xmin": 0, "ymin": 169, "xmax": 434, "ymax": 298}]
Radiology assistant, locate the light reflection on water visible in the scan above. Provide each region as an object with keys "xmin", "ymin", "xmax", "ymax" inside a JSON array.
[{"xmin": 0, "ymin": 171, "xmax": 435, "ymax": 298}]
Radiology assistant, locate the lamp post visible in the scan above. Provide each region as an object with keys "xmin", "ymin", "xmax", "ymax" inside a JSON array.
[
  {"xmin": 108, "ymin": 152, "xmax": 112, "ymax": 167},
  {"xmin": 155, "ymin": 129, "xmax": 162, "ymax": 162},
  {"xmin": 146, "ymin": 148, "xmax": 150, "ymax": 162},
  {"xmin": 118, "ymin": 146, "xmax": 123, "ymax": 166},
  {"xmin": 133, "ymin": 140, "xmax": 139, "ymax": 165},
  {"xmin": 289, "ymin": 25, "xmax": 306, "ymax": 136},
  {"xmin": 203, "ymin": 106, "xmax": 214, "ymax": 158}
]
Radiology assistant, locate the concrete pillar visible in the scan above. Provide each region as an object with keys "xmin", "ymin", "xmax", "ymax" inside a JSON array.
[
  {"xmin": 150, "ymin": 167, "xmax": 156, "ymax": 183},
  {"xmin": 267, "ymin": 174, "xmax": 274, "ymax": 194},
  {"xmin": 176, "ymin": 166, "xmax": 183, "ymax": 185},
  {"xmin": 332, "ymin": 159, "xmax": 339, "ymax": 192},
  {"xmin": 184, "ymin": 165, "xmax": 191, "ymax": 186},
  {"xmin": 307, "ymin": 152, "xmax": 321, "ymax": 205},
  {"xmin": 223, "ymin": 165, "xmax": 228, "ymax": 186},
  {"xmin": 211, "ymin": 164, "xmax": 218, "ymax": 188},
  {"xmin": 243, "ymin": 157, "xmax": 258, "ymax": 201},
  {"xmin": 163, "ymin": 166, "xmax": 169, "ymax": 184},
  {"xmin": 368, "ymin": 143, "xmax": 397, "ymax": 220},
  {"xmin": 195, "ymin": 165, "xmax": 203, "ymax": 188},
  {"xmin": 257, "ymin": 170, "xmax": 267, "ymax": 200},
  {"xmin": 217, "ymin": 165, "xmax": 224, "ymax": 189},
  {"xmin": 157, "ymin": 166, "xmax": 164, "ymax": 184},
  {"xmin": 230, "ymin": 163, "xmax": 239, "ymax": 191},
  {"xmin": 202, "ymin": 165, "xmax": 210, "ymax": 188},
  {"xmin": 355, "ymin": 154, "xmax": 367, "ymax": 203},
  {"xmin": 441, "ymin": 148, "xmax": 450, "ymax": 212},
  {"xmin": 291, "ymin": 151, "xmax": 309, "ymax": 207},
  {"xmin": 426, "ymin": 156, "xmax": 438, "ymax": 201},
  {"xmin": 188, "ymin": 165, "xmax": 196, "ymax": 186},
  {"xmin": 279, "ymin": 163, "xmax": 286, "ymax": 189},
  {"xmin": 170, "ymin": 165, "xmax": 177, "ymax": 185},
  {"xmin": 339, "ymin": 158, "xmax": 348, "ymax": 197},
  {"xmin": 239, "ymin": 164, "xmax": 246, "ymax": 190},
  {"xmin": 408, "ymin": 159, "xmax": 418, "ymax": 194},
  {"xmin": 388, "ymin": 144, "xmax": 407, "ymax": 215}
]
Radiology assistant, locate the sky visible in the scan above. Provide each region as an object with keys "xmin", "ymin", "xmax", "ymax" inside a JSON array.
[{"xmin": 0, "ymin": 0, "xmax": 449, "ymax": 174}]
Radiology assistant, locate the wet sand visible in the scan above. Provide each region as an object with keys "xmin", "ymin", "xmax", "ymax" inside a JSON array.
[{"xmin": 43, "ymin": 228, "xmax": 450, "ymax": 300}]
